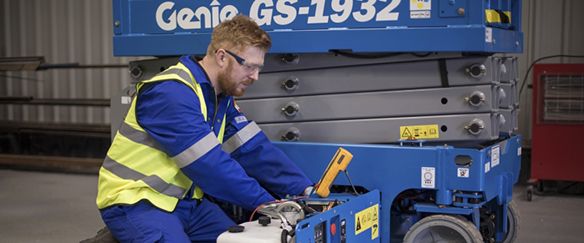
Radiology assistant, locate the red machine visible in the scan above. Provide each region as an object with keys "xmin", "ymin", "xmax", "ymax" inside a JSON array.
[{"xmin": 529, "ymin": 64, "xmax": 584, "ymax": 200}]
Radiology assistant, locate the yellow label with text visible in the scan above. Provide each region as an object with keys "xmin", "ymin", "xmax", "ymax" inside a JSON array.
[
  {"xmin": 355, "ymin": 204, "xmax": 379, "ymax": 240},
  {"xmin": 400, "ymin": 124, "xmax": 440, "ymax": 140}
]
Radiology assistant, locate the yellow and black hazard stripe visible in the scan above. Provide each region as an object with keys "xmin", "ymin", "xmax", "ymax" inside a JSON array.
[{"xmin": 485, "ymin": 9, "xmax": 511, "ymax": 24}]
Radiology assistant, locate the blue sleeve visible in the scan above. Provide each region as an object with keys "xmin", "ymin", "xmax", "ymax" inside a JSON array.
[
  {"xmin": 136, "ymin": 81, "xmax": 274, "ymax": 210},
  {"xmin": 224, "ymin": 100, "xmax": 313, "ymax": 198}
]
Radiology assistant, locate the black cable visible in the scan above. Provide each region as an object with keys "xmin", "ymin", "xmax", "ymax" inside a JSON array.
[
  {"xmin": 518, "ymin": 54, "xmax": 584, "ymax": 97},
  {"xmin": 331, "ymin": 50, "xmax": 403, "ymax": 59},
  {"xmin": 344, "ymin": 171, "xmax": 360, "ymax": 195}
]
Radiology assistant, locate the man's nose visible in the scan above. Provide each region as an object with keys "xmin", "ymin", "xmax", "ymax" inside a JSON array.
[{"xmin": 249, "ymin": 69, "xmax": 259, "ymax": 81}]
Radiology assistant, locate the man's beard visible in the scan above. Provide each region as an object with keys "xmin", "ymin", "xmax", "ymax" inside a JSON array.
[{"xmin": 217, "ymin": 62, "xmax": 247, "ymax": 97}]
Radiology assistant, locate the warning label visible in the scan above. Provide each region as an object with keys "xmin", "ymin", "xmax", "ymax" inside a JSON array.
[
  {"xmin": 400, "ymin": 125, "xmax": 440, "ymax": 140},
  {"xmin": 421, "ymin": 167, "xmax": 435, "ymax": 188},
  {"xmin": 410, "ymin": 0, "xmax": 432, "ymax": 19},
  {"xmin": 355, "ymin": 204, "xmax": 379, "ymax": 240},
  {"xmin": 491, "ymin": 146, "xmax": 500, "ymax": 167}
]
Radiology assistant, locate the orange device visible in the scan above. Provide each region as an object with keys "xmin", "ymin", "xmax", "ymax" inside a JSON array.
[{"xmin": 314, "ymin": 147, "xmax": 353, "ymax": 198}]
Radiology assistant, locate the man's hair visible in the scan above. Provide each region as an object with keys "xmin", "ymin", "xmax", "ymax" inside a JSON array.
[{"xmin": 207, "ymin": 15, "xmax": 271, "ymax": 55}]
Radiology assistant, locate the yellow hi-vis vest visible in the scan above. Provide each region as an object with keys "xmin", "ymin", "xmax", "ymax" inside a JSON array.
[{"xmin": 96, "ymin": 62, "xmax": 227, "ymax": 212}]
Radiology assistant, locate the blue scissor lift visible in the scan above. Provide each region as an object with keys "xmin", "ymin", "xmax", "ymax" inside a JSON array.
[{"xmin": 112, "ymin": 0, "xmax": 523, "ymax": 242}]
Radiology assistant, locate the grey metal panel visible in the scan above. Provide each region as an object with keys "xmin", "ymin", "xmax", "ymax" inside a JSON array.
[
  {"xmin": 244, "ymin": 57, "xmax": 501, "ymax": 99},
  {"xmin": 446, "ymin": 57, "xmax": 501, "ymax": 86},
  {"xmin": 258, "ymin": 113, "xmax": 501, "ymax": 143},
  {"xmin": 499, "ymin": 108, "xmax": 519, "ymax": 135},
  {"xmin": 239, "ymin": 85, "xmax": 502, "ymax": 123},
  {"xmin": 129, "ymin": 57, "xmax": 180, "ymax": 83},
  {"xmin": 498, "ymin": 81, "xmax": 518, "ymax": 109},
  {"xmin": 261, "ymin": 52, "xmax": 463, "ymax": 73},
  {"xmin": 499, "ymin": 57, "xmax": 518, "ymax": 83}
]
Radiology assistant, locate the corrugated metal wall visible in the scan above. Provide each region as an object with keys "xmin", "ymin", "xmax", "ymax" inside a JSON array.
[
  {"xmin": 517, "ymin": 0, "xmax": 584, "ymax": 144},
  {"xmin": 1, "ymin": 0, "xmax": 583, "ymax": 144},
  {"xmin": 0, "ymin": 0, "xmax": 135, "ymax": 125}
]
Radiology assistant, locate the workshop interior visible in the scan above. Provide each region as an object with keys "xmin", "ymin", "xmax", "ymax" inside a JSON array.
[{"xmin": 1, "ymin": 0, "xmax": 584, "ymax": 242}]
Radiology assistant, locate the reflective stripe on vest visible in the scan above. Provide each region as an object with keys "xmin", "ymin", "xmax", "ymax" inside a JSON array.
[
  {"xmin": 118, "ymin": 122, "xmax": 162, "ymax": 150},
  {"xmin": 97, "ymin": 63, "xmax": 226, "ymax": 211},
  {"xmin": 222, "ymin": 121, "xmax": 262, "ymax": 154},
  {"xmin": 103, "ymin": 156, "xmax": 185, "ymax": 198}
]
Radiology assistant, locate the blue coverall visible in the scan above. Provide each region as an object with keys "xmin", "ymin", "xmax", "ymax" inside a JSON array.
[{"xmin": 100, "ymin": 55, "xmax": 313, "ymax": 242}]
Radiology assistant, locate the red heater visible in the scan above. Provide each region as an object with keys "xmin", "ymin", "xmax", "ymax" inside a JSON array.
[{"xmin": 529, "ymin": 64, "xmax": 584, "ymax": 199}]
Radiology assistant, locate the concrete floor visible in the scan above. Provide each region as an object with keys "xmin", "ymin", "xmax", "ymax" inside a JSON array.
[{"xmin": 1, "ymin": 169, "xmax": 583, "ymax": 243}]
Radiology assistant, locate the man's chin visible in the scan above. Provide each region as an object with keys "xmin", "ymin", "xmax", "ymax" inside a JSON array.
[{"xmin": 230, "ymin": 89, "xmax": 246, "ymax": 97}]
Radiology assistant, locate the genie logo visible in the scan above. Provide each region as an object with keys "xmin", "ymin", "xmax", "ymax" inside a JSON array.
[{"xmin": 156, "ymin": 1, "xmax": 239, "ymax": 31}]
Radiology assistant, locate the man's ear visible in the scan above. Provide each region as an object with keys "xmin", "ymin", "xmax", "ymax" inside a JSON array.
[{"xmin": 216, "ymin": 50, "xmax": 227, "ymax": 68}]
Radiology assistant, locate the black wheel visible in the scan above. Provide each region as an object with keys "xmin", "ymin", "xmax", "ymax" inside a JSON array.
[
  {"xmin": 502, "ymin": 202, "xmax": 520, "ymax": 243},
  {"xmin": 403, "ymin": 215, "xmax": 483, "ymax": 243},
  {"xmin": 536, "ymin": 181, "xmax": 544, "ymax": 192},
  {"xmin": 526, "ymin": 185, "xmax": 533, "ymax": 201}
]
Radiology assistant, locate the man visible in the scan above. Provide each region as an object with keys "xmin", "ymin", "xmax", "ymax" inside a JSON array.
[{"xmin": 96, "ymin": 15, "xmax": 313, "ymax": 242}]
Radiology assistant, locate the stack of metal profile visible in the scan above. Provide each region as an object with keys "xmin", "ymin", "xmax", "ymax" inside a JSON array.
[{"xmin": 236, "ymin": 53, "xmax": 519, "ymax": 144}]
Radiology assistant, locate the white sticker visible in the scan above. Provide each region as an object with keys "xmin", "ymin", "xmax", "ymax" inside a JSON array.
[
  {"xmin": 234, "ymin": 115, "xmax": 248, "ymax": 124},
  {"xmin": 485, "ymin": 27, "xmax": 493, "ymax": 43},
  {"xmin": 421, "ymin": 167, "xmax": 435, "ymax": 188},
  {"xmin": 410, "ymin": 0, "xmax": 432, "ymax": 11},
  {"xmin": 457, "ymin": 168, "xmax": 470, "ymax": 178},
  {"xmin": 485, "ymin": 162, "xmax": 491, "ymax": 173},
  {"xmin": 491, "ymin": 146, "xmax": 500, "ymax": 167},
  {"xmin": 410, "ymin": 11, "xmax": 431, "ymax": 19},
  {"xmin": 121, "ymin": 96, "xmax": 132, "ymax": 104},
  {"xmin": 410, "ymin": 0, "xmax": 431, "ymax": 19},
  {"xmin": 517, "ymin": 147, "xmax": 522, "ymax": 156}
]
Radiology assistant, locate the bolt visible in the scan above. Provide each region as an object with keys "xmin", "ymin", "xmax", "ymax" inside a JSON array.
[
  {"xmin": 457, "ymin": 8, "xmax": 465, "ymax": 16},
  {"xmin": 114, "ymin": 20, "xmax": 120, "ymax": 27}
]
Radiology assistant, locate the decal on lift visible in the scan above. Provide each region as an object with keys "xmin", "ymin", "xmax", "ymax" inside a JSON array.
[
  {"xmin": 156, "ymin": 0, "xmax": 403, "ymax": 31},
  {"xmin": 410, "ymin": 0, "xmax": 431, "ymax": 19},
  {"xmin": 400, "ymin": 124, "xmax": 439, "ymax": 140},
  {"xmin": 517, "ymin": 147, "xmax": 522, "ymax": 156},
  {"xmin": 457, "ymin": 167, "xmax": 469, "ymax": 178},
  {"xmin": 421, "ymin": 167, "xmax": 435, "ymax": 188},
  {"xmin": 355, "ymin": 204, "xmax": 379, "ymax": 240},
  {"xmin": 491, "ymin": 145, "xmax": 500, "ymax": 167},
  {"xmin": 485, "ymin": 161, "xmax": 491, "ymax": 173}
]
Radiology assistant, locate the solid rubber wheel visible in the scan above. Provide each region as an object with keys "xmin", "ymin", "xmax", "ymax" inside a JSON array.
[
  {"xmin": 403, "ymin": 214, "xmax": 484, "ymax": 243},
  {"xmin": 526, "ymin": 186, "xmax": 533, "ymax": 201},
  {"xmin": 502, "ymin": 202, "xmax": 520, "ymax": 243}
]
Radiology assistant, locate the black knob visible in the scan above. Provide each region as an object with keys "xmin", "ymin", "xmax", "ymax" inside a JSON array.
[
  {"xmin": 282, "ymin": 77, "xmax": 299, "ymax": 91},
  {"xmin": 129, "ymin": 66, "xmax": 143, "ymax": 79},
  {"xmin": 281, "ymin": 54, "xmax": 300, "ymax": 64},
  {"xmin": 228, "ymin": 225, "xmax": 245, "ymax": 233},
  {"xmin": 281, "ymin": 102, "xmax": 300, "ymax": 117},
  {"xmin": 466, "ymin": 64, "xmax": 487, "ymax": 79},
  {"xmin": 282, "ymin": 128, "xmax": 301, "ymax": 141},
  {"xmin": 258, "ymin": 216, "xmax": 271, "ymax": 226},
  {"xmin": 465, "ymin": 119, "xmax": 485, "ymax": 135}
]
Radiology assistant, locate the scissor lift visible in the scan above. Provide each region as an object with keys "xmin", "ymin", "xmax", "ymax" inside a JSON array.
[{"xmin": 111, "ymin": 0, "xmax": 523, "ymax": 242}]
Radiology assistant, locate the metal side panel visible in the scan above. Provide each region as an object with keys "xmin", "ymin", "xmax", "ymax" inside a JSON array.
[
  {"xmin": 498, "ymin": 81, "xmax": 518, "ymax": 109},
  {"xmin": 129, "ymin": 57, "xmax": 180, "ymax": 83},
  {"xmin": 239, "ymin": 85, "xmax": 502, "ymax": 123},
  {"xmin": 499, "ymin": 57, "xmax": 518, "ymax": 83},
  {"xmin": 261, "ymin": 53, "xmax": 464, "ymax": 73},
  {"xmin": 258, "ymin": 113, "xmax": 501, "ymax": 143},
  {"xmin": 499, "ymin": 108, "xmax": 519, "ymax": 135},
  {"xmin": 447, "ymin": 57, "xmax": 501, "ymax": 85},
  {"xmin": 244, "ymin": 56, "xmax": 502, "ymax": 99}
]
